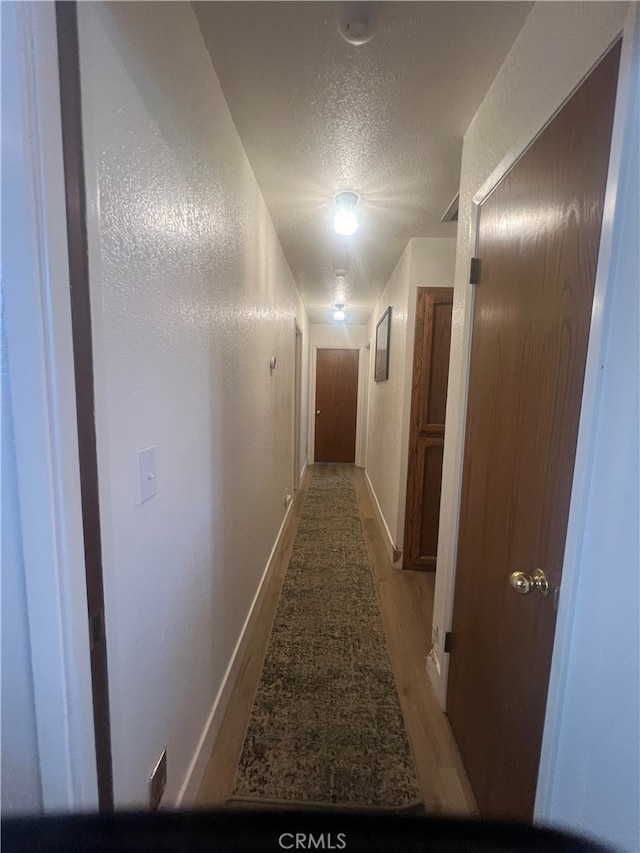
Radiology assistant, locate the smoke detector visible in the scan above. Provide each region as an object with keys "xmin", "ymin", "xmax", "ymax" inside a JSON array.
[{"xmin": 338, "ymin": 5, "xmax": 375, "ymax": 46}]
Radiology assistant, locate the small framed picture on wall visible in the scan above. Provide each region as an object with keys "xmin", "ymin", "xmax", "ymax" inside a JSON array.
[{"xmin": 374, "ymin": 306, "xmax": 392, "ymax": 382}]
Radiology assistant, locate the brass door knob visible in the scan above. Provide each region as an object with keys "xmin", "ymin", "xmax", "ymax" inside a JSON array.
[
  {"xmin": 316, "ymin": 409, "xmax": 321, "ymax": 415},
  {"xmin": 509, "ymin": 568, "xmax": 549, "ymax": 597}
]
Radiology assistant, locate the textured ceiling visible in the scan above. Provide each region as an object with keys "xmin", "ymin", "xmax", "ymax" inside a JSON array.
[{"xmin": 194, "ymin": 1, "xmax": 533, "ymax": 324}]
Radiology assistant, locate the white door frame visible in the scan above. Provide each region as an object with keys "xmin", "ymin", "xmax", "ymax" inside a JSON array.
[{"xmin": 2, "ymin": 2, "xmax": 98, "ymax": 810}]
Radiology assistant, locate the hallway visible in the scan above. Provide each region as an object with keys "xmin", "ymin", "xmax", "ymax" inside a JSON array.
[
  {"xmin": 196, "ymin": 466, "xmax": 477, "ymax": 815},
  {"xmin": 3, "ymin": 3, "xmax": 638, "ymax": 849}
]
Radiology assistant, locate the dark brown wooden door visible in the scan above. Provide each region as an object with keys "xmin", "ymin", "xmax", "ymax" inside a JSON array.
[
  {"xmin": 315, "ymin": 348, "xmax": 359, "ymax": 463},
  {"xmin": 447, "ymin": 43, "xmax": 620, "ymax": 821},
  {"xmin": 403, "ymin": 288, "xmax": 453, "ymax": 570}
]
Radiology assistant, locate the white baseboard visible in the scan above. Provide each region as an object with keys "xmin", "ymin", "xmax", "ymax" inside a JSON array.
[
  {"xmin": 363, "ymin": 470, "xmax": 399, "ymax": 567},
  {"xmin": 175, "ymin": 501, "xmax": 294, "ymax": 807}
]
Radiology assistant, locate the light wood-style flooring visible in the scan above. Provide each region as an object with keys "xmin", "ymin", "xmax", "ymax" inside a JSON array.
[{"xmin": 197, "ymin": 464, "xmax": 478, "ymax": 815}]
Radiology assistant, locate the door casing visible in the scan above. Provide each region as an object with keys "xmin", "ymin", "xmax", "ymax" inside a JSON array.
[
  {"xmin": 2, "ymin": 0, "xmax": 99, "ymax": 811},
  {"xmin": 403, "ymin": 287, "xmax": 454, "ymax": 571},
  {"xmin": 56, "ymin": 0, "xmax": 114, "ymax": 810}
]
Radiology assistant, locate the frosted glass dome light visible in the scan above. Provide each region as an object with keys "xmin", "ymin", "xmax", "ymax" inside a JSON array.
[
  {"xmin": 333, "ymin": 209, "xmax": 358, "ymax": 236},
  {"xmin": 333, "ymin": 304, "xmax": 346, "ymax": 321},
  {"xmin": 333, "ymin": 191, "xmax": 360, "ymax": 236}
]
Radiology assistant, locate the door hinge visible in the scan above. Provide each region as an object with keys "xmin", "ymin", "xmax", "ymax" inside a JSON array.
[
  {"xmin": 470, "ymin": 257, "xmax": 481, "ymax": 285},
  {"xmin": 444, "ymin": 631, "xmax": 452, "ymax": 653},
  {"xmin": 89, "ymin": 609, "xmax": 104, "ymax": 650}
]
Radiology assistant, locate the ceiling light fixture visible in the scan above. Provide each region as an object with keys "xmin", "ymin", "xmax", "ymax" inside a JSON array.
[
  {"xmin": 333, "ymin": 191, "xmax": 360, "ymax": 236},
  {"xmin": 333, "ymin": 304, "xmax": 346, "ymax": 321}
]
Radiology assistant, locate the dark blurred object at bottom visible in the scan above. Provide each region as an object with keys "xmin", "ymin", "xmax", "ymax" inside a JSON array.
[{"xmin": 2, "ymin": 808, "xmax": 614, "ymax": 852}]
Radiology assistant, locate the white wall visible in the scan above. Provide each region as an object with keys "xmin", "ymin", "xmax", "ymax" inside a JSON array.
[
  {"xmin": 365, "ymin": 245, "xmax": 412, "ymax": 555},
  {"xmin": 308, "ymin": 324, "xmax": 368, "ymax": 467},
  {"xmin": 310, "ymin": 325, "xmax": 368, "ymax": 351},
  {"xmin": 427, "ymin": 1, "xmax": 637, "ymax": 849},
  {"xmin": 1, "ymin": 321, "xmax": 43, "ymax": 815},
  {"xmin": 78, "ymin": 1, "xmax": 309, "ymax": 807},
  {"xmin": 1, "ymin": 7, "xmax": 44, "ymax": 814},
  {"xmin": 365, "ymin": 238, "xmax": 456, "ymax": 556}
]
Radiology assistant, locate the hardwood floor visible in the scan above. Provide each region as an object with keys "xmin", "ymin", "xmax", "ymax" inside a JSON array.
[{"xmin": 196, "ymin": 464, "xmax": 478, "ymax": 815}]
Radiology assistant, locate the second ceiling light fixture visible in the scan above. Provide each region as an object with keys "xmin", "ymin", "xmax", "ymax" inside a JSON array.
[{"xmin": 333, "ymin": 304, "xmax": 346, "ymax": 321}]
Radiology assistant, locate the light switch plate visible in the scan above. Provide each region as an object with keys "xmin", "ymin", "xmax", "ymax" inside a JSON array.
[{"xmin": 137, "ymin": 445, "xmax": 158, "ymax": 504}]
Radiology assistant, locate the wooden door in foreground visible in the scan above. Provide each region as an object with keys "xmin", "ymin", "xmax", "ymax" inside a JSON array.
[
  {"xmin": 447, "ymin": 43, "xmax": 620, "ymax": 821},
  {"xmin": 403, "ymin": 288, "xmax": 453, "ymax": 570},
  {"xmin": 315, "ymin": 349, "xmax": 359, "ymax": 463}
]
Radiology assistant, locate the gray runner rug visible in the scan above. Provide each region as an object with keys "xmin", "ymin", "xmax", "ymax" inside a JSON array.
[{"xmin": 230, "ymin": 474, "xmax": 422, "ymax": 810}]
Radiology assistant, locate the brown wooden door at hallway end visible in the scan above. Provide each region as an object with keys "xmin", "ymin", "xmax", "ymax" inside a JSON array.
[
  {"xmin": 447, "ymin": 42, "xmax": 620, "ymax": 822},
  {"xmin": 314, "ymin": 349, "xmax": 359, "ymax": 463},
  {"xmin": 404, "ymin": 288, "xmax": 453, "ymax": 570}
]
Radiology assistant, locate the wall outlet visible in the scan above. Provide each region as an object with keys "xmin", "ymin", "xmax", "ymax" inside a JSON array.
[{"xmin": 149, "ymin": 749, "xmax": 167, "ymax": 811}]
